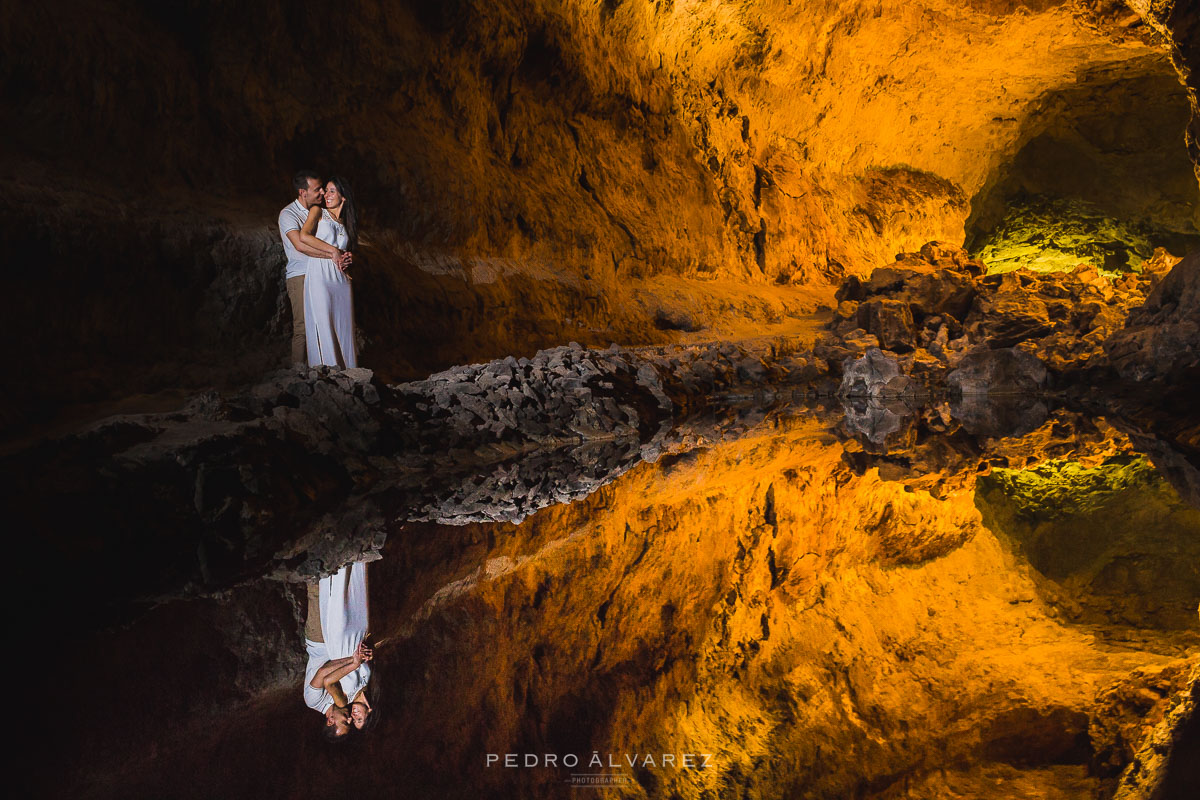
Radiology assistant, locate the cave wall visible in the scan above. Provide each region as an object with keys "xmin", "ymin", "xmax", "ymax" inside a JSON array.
[
  {"xmin": 968, "ymin": 69, "xmax": 1200, "ymax": 241},
  {"xmin": 3, "ymin": 0, "xmax": 1196, "ymax": 431},
  {"xmin": 1130, "ymin": 0, "xmax": 1200, "ymax": 184}
]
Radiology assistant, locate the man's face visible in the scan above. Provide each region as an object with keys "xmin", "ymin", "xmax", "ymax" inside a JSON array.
[
  {"xmin": 326, "ymin": 706, "xmax": 351, "ymax": 736},
  {"xmin": 299, "ymin": 178, "xmax": 325, "ymax": 208}
]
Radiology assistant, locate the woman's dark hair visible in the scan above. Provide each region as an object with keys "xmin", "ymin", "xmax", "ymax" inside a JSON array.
[
  {"xmin": 327, "ymin": 176, "xmax": 358, "ymax": 250},
  {"xmin": 355, "ymin": 667, "xmax": 382, "ymax": 735}
]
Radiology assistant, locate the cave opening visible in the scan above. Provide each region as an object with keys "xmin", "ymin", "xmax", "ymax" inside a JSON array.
[{"xmin": 966, "ymin": 66, "xmax": 1200, "ymax": 275}]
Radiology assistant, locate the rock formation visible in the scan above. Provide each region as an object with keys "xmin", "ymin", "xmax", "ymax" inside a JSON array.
[
  {"xmin": 1105, "ymin": 245, "xmax": 1200, "ymax": 383},
  {"xmin": 3, "ymin": 1, "xmax": 1199, "ymax": 433},
  {"xmin": 824, "ymin": 242, "xmax": 1169, "ymax": 386}
]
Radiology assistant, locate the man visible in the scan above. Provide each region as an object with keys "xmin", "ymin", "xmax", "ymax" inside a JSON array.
[{"xmin": 278, "ymin": 171, "xmax": 347, "ymax": 366}]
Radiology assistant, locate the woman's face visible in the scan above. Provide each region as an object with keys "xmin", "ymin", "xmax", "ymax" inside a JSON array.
[
  {"xmin": 324, "ymin": 182, "xmax": 343, "ymax": 208},
  {"xmin": 350, "ymin": 701, "xmax": 371, "ymax": 729}
]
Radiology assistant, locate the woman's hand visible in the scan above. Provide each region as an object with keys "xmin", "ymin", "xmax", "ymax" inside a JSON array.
[{"xmin": 356, "ymin": 641, "xmax": 373, "ymax": 663}]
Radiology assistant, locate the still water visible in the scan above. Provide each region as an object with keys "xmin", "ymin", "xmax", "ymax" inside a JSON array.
[{"xmin": 57, "ymin": 398, "xmax": 1200, "ymax": 800}]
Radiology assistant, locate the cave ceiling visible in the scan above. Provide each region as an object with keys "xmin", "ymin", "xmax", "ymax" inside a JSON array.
[{"xmin": 4, "ymin": 1, "xmax": 1199, "ymax": 421}]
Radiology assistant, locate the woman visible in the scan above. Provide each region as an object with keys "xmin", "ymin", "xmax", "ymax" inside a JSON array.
[
  {"xmin": 303, "ymin": 561, "xmax": 373, "ymax": 740},
  {"xmin": 299, "ymin": 177, "xmax": 358, "ymax": 368},
  {"xmin": 348, "ymin": 672, "xmax": 379, "ymax": 732}
]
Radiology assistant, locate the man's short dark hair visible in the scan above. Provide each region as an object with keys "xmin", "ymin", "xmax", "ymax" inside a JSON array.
[{"xmin": 294, "ymin": 170, "xmax": 321, "ymax": 194}]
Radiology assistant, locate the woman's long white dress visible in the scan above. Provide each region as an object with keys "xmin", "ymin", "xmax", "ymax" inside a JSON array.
[
  {"xmin": 303, "ymin": 561, "xmax": 371, "ymax": 713},
  {"xmin": 304, "ymin": 210, "xmax": 357, "ymax": 368}
]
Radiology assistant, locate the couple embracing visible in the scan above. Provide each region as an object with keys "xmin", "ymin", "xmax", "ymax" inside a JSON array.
[
  {"xmin": 280, "ymin": 177, "xmax": 376, "ymax": 740},
  {"xmin": 304, "ymin": 561, "xmax": 378, "ymax": 741},
  {"xmin": 279, "ymin": 170, "xmax": 359, "ymax": 369}
]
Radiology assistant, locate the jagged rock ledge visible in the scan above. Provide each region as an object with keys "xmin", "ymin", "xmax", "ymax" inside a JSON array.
[
  {"xmin": 10, "ymin": 244, "xmax": 1200, "ymax": 632},
  {"xmin": 1111, "ymin": 661, "xmax": 1200, "ymax": 800},
  {"xmin": 3, "ymin": 338, "xmax": 823, "ymax": 630}
]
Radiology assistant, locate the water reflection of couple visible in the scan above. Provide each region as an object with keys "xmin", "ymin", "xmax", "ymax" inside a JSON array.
[
  {"xmin": 304, "ymin": 562, "xmax": 378, "ymax": 740},
  {"xmin": 279, "ymin": 170, "xmax": 359, "ymax": 369}
]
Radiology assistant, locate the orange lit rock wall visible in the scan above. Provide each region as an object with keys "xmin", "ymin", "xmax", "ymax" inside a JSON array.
[{"xmin": 2, "ymin": 1, "xmax": 1196, "ymax": 424}]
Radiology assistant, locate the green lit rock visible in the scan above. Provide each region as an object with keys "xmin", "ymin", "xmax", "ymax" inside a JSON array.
[
  {"xmin": 977, "ymin": 456, "xmax": 1200, "ymax": 630},
  {"xmin": 971, "ymin": 196, "xmax": 1197, "ymax": 277}
]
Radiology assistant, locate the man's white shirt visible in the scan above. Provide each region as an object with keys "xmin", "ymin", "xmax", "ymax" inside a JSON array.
[{"xmin": 278, "ymin": 199, "xmax": 311, "ymax": 279}]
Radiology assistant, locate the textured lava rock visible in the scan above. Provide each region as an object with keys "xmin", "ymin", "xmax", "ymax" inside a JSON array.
[
  {"xmin": 827, "ymin": 243, "xmax": 1166, "ymax": 383},
  {"xmin": 967, "ymin": 272, "xmax": 1059, "ymax": 346},
  {"xmin": 837, "ymin": 348, "xmax": 903, "ymax": 398},
  {"xmin": 972, "ymin": 196, "xmax": 1198, "ymax": 274},
  {"xmin": 857, "ymin": 298, "xmax": 917, "ymax": 352},
  {"xmin": 1105, "ymin": 246, "xmax": 1200, "ymax": 383},
  {"xmin": 947, "ymin": 347, "xmax": 1049, "ymax": 396},
  {"xmin": 1112, "ymin": 661, "xmax": 1200, "ymax": 800}
]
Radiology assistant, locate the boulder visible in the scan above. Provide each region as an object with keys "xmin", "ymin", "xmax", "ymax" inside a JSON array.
[
  {"xmin": 965, "ymin": 273, "xmax": 1055, "ymax": 347},
  {"xmin": 863, "ymin": 266, "xmax": 922, "ymax": 295},
  {"xmin": 904, "ymin": 269, "xmax": 976, "ymax": 321},
  {"xmin": 838, "ymin": 348, "xmax": 901, "ymax": 397},
  {"xmin": 946, "ymin": 347, "xmax": 1048, "ymax": 395},
  {"xmin": 841, "ymin": 328, "xmax": 881, "ymax": 351},
  {"xmin": 858, "ymin": 298, "xmax": 917, "ymax": 352},
  {"xmin": 876, "ymin": 374, "xmax": 917, "ymax": 398},
  {"xmin": 1105, "ymin": 249, "xmax": 1200, "ymax": 384}
]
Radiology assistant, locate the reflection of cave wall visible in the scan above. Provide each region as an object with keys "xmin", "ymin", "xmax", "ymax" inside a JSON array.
[
  {"xmin": 46, "ymin": 419, "xmax": 1199, "ymax": 799},
  {"xmin": 976, "ymin": 456, "xmax": 1200, "ymax": 630},
  {"xmin": 34, "ymin": 579, "xmax": 305, "ymax": 799}
]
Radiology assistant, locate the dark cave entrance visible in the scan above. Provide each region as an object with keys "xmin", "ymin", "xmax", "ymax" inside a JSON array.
[{"xmin": 967, "ymin": 66, "xmax": 1200, "ymax": 274}]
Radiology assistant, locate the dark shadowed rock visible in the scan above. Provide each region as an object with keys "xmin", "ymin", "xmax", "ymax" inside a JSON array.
[
  {"xmin": 965, "ymin": 273, "xmax": 1057, "ymax": 347},
  {"xmin": 904, "ymin": 268, "xmax": 977, "ymax": 321},
  {"xmin": 1105, "ymin": 248, "xmax": 1200, "ymax": 384},
  {"xmin": 950, "ymin": 394, "xmax": 1050, "ymax": 439},
  {"xmin": 858, "ymin": 298, "xmax": 917, "ymax": 352},
  {"xmin": 947, "ymin": 347, "xmax": 1048, "ymax": 395}
]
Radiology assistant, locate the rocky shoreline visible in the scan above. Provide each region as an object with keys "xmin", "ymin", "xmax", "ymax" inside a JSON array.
[{"xmin": 5, "ymin": 245, "xmax": 1198, "ymax": 633}]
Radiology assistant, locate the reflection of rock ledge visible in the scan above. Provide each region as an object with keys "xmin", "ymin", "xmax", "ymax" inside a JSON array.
[
  {"xmin": 1112, "ymin": 662, "xmax": 1200, "ymax": 800},
  {"xmin": 1, "ymin": 341, "xmax": 815, "ymax": 629}
]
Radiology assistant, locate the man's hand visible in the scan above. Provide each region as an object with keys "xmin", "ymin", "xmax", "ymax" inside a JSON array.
[
  {"xmin": 355, "ymin": 641, "xmax": 373, "ymax": 663},
  {"xmin": 338, "ymin": 251, "xmax": 353, "ymax": 271}
]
